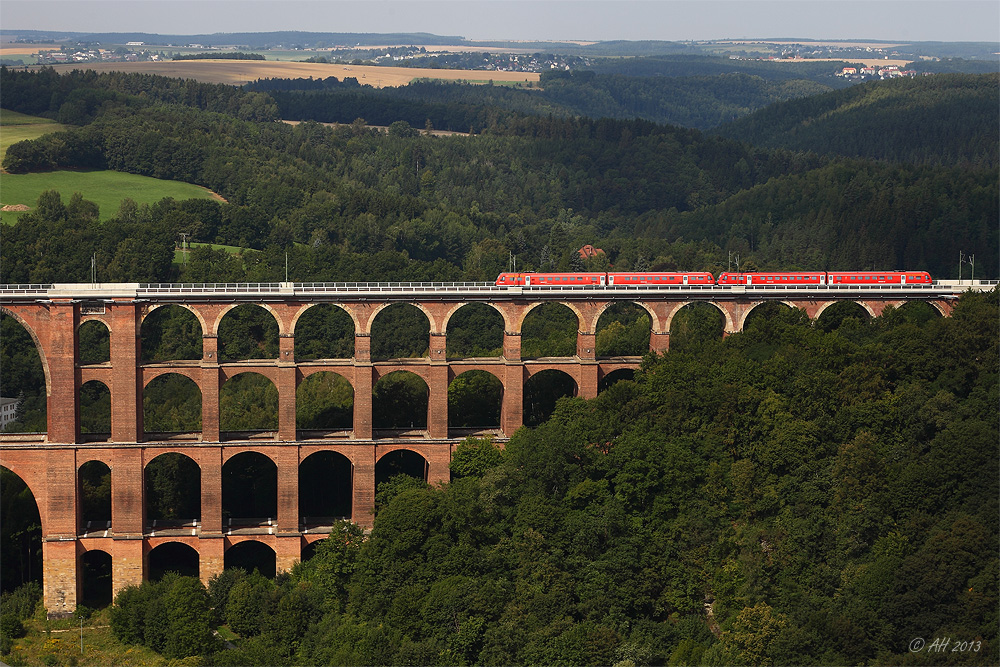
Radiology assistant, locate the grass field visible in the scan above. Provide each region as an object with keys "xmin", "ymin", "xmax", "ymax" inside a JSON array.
[
  {"xmin": 42, "ymin": 59, "xmax": 541, "ymax": 87},
  {"xmin": 0, "ymin": 109, "xmax": 69, "ymax": 160},
  {"xmin": 0, "ymin": 170, "xmax": 222, "ymax": 223},
  {"xmin": 1, "ymin": 111, "xmax": 224, "ymax": 223}
]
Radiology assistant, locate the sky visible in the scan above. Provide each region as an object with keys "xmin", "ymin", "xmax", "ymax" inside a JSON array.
[{"xmin": 2, "ymin": 0, "xmax": 998, "ymax": 43}]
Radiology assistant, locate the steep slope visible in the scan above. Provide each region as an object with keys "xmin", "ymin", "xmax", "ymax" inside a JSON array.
[{"xmin": 713, "ymin": 73, "xmax": 999, "ymax": 168}]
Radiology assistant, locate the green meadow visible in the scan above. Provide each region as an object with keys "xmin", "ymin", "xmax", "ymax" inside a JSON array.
[{"xmin": 1, "ymin": 110, "xmax": 222, "ymax": 223}]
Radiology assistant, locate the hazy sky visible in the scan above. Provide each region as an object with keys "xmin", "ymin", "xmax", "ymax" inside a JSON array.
[{"xmin": 3, "ymin": 1, "xmax": 998, "ymax": 43}]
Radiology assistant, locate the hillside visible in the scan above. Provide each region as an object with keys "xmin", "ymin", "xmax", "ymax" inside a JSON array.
[{"xmin": 714, "ymin": 73, "xmax": 1000, "ymax": 168}]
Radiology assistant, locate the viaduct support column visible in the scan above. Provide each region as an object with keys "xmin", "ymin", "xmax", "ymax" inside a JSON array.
[
  {"xmin": 650, "ymin": 331, "xmax": 669, "ymax": 354},
  {"xmin": 501, "ymin": 365, "xmax": 524, "ymax": 436},
  {"xmin": 111, "ymin": 448, "xmax": 144, "ymax": 596},
  {"xmin": 199, "ymin": 447, "xmax": 224, "ymax": 586},
  {"xmin": 427, "ymin": 365, "xmax": 449, "ymax": 439},
  {"xmin": 43, "ymin": 449, "xmax": 78, "ymax": 617},
  {"xmin": 277, "ymin": 334, "xmax": 297, "ymax": 441},
  {"xmin": 351, "ymin": 447, "xmax": 375, "ymax": 529},
  {"xmin": 577, "ymin": 330, "xmax": 599, "ymax": 400},
  {"xmin": 110, "ymin": 302, "xmax": 142, "ymax": 442},
  {"xmin": 201, "ymin": 336, "xmax": 220, "ymax": 442},
  {"xmin": 354, "ymin": 364, "xmax": 373, "ymax": 440},
  {"xmin": 48, "ymin": 300, "xmax": 79, "ymax": 444}
]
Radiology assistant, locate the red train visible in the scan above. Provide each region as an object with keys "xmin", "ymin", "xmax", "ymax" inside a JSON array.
[{"xmin": 495, "ymin": 271, "xmax": 932, "ymax": 287}]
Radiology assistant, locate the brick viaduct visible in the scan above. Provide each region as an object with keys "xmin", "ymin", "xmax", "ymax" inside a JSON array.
[{"xmin": 0, "ymin": 281, "xmax": 967, "ymax": 616}]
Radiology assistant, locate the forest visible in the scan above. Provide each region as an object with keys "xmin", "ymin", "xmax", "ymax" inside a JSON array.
[{"xmin": 0, "ymin": 62, "xmax": 997, "ymax": 665}]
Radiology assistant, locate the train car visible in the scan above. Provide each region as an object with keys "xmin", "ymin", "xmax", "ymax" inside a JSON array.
[
  {"xmin": 717, "ymin": 272, "xmax": 826, "ymax": 286},
  {"xmin": 827, "ymin": 271, "xmax": 931, "ymax": 285},
  {"xmin": 607, "ymin": 272, "xmax": 715, "ymax": 286},
  {"xmin": 495, "ymin": 272, "xmax": 606, "ymax": 286}
]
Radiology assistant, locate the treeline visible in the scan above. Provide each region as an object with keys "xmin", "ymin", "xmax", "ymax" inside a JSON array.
[
  {"xmin": 95, "ymin": 291, "xmax": 998, "ymax": 665},
  {"xmin": 172, "ymin": 52, "xmax": 265, "ymax": 61},
  {"xmin": 714, "ymin": 73, "xmax": 1000, "ymax": 168}
]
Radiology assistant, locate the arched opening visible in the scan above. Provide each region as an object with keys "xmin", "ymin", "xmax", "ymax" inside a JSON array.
[
  {"xmin": 372, "ymin": 371, "xmax": 429, "ymax": 431},
  {"xmin": 148, "ymin": 542, "xmax": 199, "ymax": 581},
  {"xmin": 0, "ymin": 313, "xmax": 47, "ymax": 433},
  {"xmin": 669, "ymin": 302, "xmax": 725, "ymax": 352},
  {"xmin": 225, "ymin": 541, "xmax": 277, "ymax": 579},
  {"xmin": 218, "ymin": 304, "xmax": 279, "ymax": 361},
  {"xmin": 294, "ymin": 304, "xmax": 355, "ymax": 360},
  {"xmin": 816, "ymin": 301, "xmax": 871, "ymax": 333},
  {"xmin": 80, "ymin": 380, "xmax": 111, "ymax": 438},
  {"xmin": 141, "ymin": 305, "xmax": 202, "ymax": 361},
  {"xmin": 223, "ymin": 452, "xmax": 277, "ymax": 527},
  {"xmin": 300, "ymin": 451, "xmax": 352, "ymax": 525},
  {"xmin": 79, "ymin": 460, "xmax": 111, "ymax": 534},
  {"xmin": 80, "ymin": 549, "xmax": 112, "ymax": 608},
  {"xmin": 521, "ymin": 303, "xmax": 579, "ymax": 358},
  {"xmin": 446, "ymin": 303, "xmax": 503, "ymax": 358},
  {"xmin": 375, "ymin": 449, "xmax": 428, "ymax": 490},
  {"xmin": 220, "ymin": 372, "xmax": 278, "ymax": 435},
  {"xmin": 448, "ymin": 370, "xmax": 502, "ymax": 431},
  {"xmin": 599, "ymin": 369, "xmax": 635, "ymax": 393},
  {"xmin": 296, "ymin": 372, "xmax": 354, "ymax": 436},
  {"xmin": 370, "ymin": 303, "xmax": 430, "ymax": 361},
  {"xmin": 596, "ymin": 303, "xmax": 651, "ymax": 356},
  {"xmin": 0, "ymin": 467, "xmax": 42, "ymax": 593},
  {"xmin": 893, "ymin": 301, "xmax": 943, "ymax": 326},
  {"xmin": 524, "ymin": 369, "xmax": 578, "ymax": 427},
  {"xmin": 78, "ymin": 320, "xmax": 110, "ymax": 365},
  {"xmin": 301, "ymin": 540, "xmax": 321, "ymax": 562},
  {"xmin": 145, "ymin": 453, "xmax": 200, "ymax": 528},
  {"xmin": 144, "ymin": 373, "xmax": 202, "ymax": 435},
  {"xmin": 743, "ymin": 302, "xmax": 794, "ymax": 331}
]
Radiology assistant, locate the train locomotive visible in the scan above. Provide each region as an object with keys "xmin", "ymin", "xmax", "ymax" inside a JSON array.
[{"xmin": 495, "ymin": 271, "xmax": 932, "ymax": 287}]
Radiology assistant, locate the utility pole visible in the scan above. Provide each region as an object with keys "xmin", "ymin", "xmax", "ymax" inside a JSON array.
[
  {"xmin": 91, "ymin": 253, "xmax": 96, "ymax": 285},
  {"xmin": 180, "ymin": 233, "xmax": 188, "ymax": 264}
]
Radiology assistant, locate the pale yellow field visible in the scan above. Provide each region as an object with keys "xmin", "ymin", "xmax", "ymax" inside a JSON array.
[
  {"xmin": 0, "ymin": 43, "xmax": 62, "ymax": 56},
  {"xmin": 718, "ymin": 40, "xmax": 905, "ymax": 49},
  {"xmin": 773, "ymin": 57, "xmax": 912, "ymax": 67},
  {"xmin": 41, "ymin": 60, "xmax": 540, "ymax": 88}
]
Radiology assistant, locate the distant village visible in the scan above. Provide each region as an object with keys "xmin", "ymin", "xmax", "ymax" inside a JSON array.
[{"xmin": 836, "ymin": 64, "xmax": 923, "ymax": 79}]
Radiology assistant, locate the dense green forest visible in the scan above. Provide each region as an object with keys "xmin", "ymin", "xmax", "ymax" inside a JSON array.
[{"xmin": 714, "ymin": 73, "xmax": 1000, "ymax": 168}]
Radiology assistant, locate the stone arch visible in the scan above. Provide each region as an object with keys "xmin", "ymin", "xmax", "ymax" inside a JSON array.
[
  {"xmin": 369, "ymin": 303, "xmax": 432, "ymax": 360},
  {"xmin": 665, "ymin": 301, "xmax": 734, "ymax": 334},
  {"xmin": 448, "ymin": 369, "xmax": 503, "ymax": 429},
  {"xmin": 440, "ymin": 300, "xmax": 511, "ymax": 333},
  {"xmin": 212, "ymin": 302, "xmax": 286, "ymax": 336},
  {"xmin": 595, "ymin": 301, "xmax": 653, "ymax": 356},
  {"xmin": 144, "ymin": 452, "xmax": 201, "ymax": 527},
  {"xmin": 813, "ymin": 300, "xmax": 877, "ymax": 321},
  {"xmin": 520, "ymin": 302, "xmax": 582, "ymax": 358},
  {"xmin": 148, "ymin": 541, "xmax": 199, "ymax": 580},
  {"xmin": 77, "ymin": 319, "xmax": 110, "ymax": 365},
  {"xmin": 738, "ymin": 301, "xmax": 798, "ymax": 331},
  {"xmin": 445, "ymin": 302, "xmax": 505, "ymax": 358},
  {"xmin": 0, "ymin": 306, "xmax": 51, "ymax": 394},
  {"xmin": 224, "ymin": 540, "xmax": 277, "ymax": 578},
  {"xmin": 223, "ymin": 451, "xmax": 278, "ymax": 525},
  {"xmin": 139, "ymin": 304, "xmax": 204, "ymax": 362},
  {"xmin": 216, "ymin": 304, "xmax": 281, "ymax": 362},
  {"xmin": 375, "ymin": 448, "xmax": 429, "ymax": 486},
  {"xmin": 896, "ymin": 299, "xmax": 949, "ymax": 318},
  {"xmin": 365, "ymin": 301, "xmax": 438, "ymax": 335},
  {"xmin": 143, "ymin": 372, "xmax": 202, "ymax": 434},
  {"xmin": 523, "ymin": 368, "xmax": 578, "ymax": 427},
  {"xmin": 0, "ymin": 465, "xmax": 44, "ymax": 590},
  {"xmin": 291, "ymin": 302, "xmax": 361, "ymax": 336},
  {"xmin": 515, "ymin": 300, "xmax": 585, "ymax": 335},
  {"xmin": 598, "ymin": 368, "xmax": 635, "ymax": 393},
  {"xmin": 78, "ymin": 459, "xmax": 112, "ymax": 533},
  {"xmin": 300, "ymin": 450, "xmax": 353, "ymax": 523},
  {"xmin": 293, "ymin": 303, "xmax": 356, "ymax": 360},
  {"xmin": 141, "ymin": 302, "xmax": 209, "ymax": 333},
  {"xmin": 80, "ymin": 548, "xmax": 113, "ymax": 608}
]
